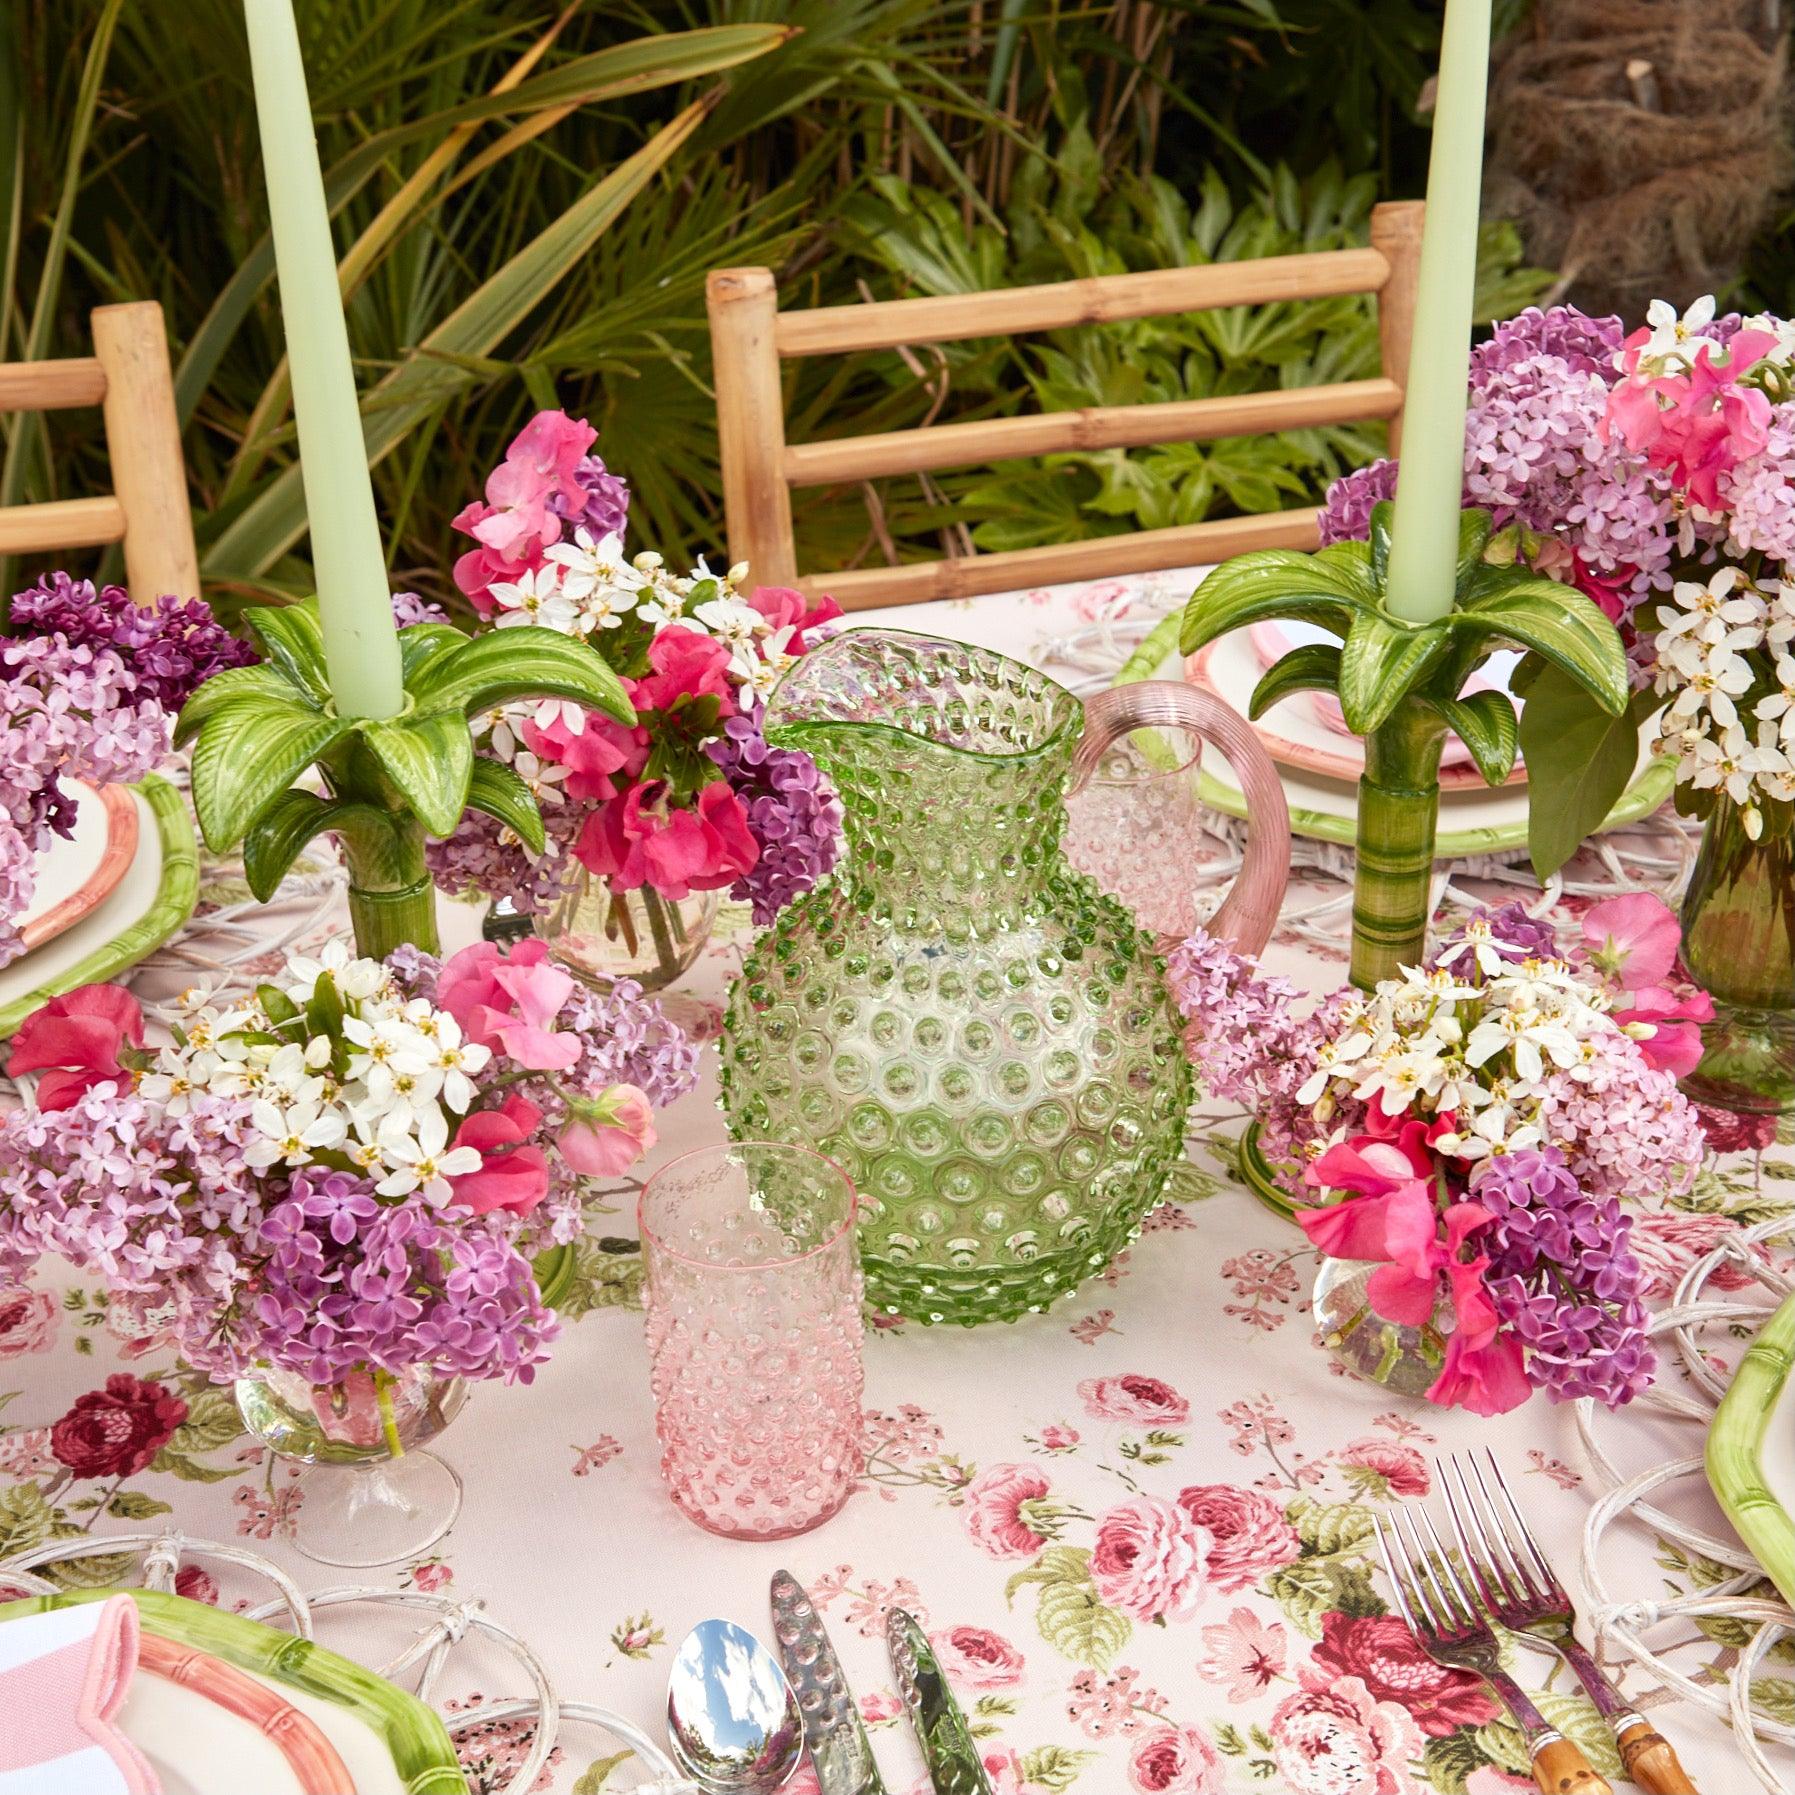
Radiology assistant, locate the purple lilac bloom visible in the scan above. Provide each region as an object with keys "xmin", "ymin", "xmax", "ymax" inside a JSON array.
[
  {"xmin": 705, "ymin": 707, "xmax": 844, "ymax": 926},
  {"xmin": 548, "ymin": 453, "xmax": 630, "ymax": 542},
  {"xmin": 391, "ymin": 590, "xmax": 452, "ymax": 628},
  {"xmin": 1472, "ymin": 1147, "xmax": 1656, "ymax": 1407},
  {"xmin": 424, "ymin": 776, "xmax": 588, "ymax": 915},
  {"xmin": 1717, "ymin": 399, "xmax": 1795, "ymax": 563},
  {"xmin": 12, "ymin": 574, "xmax": 255, "ymax": 711},
  {"xmin": 1166, "ymin": 927, "xmax": 1303, "ymax": 1106},
  {"xmin": 1471, "ymin": 306, "xmax": 1625, "ymax": 382},
  {"xmin": 1431, "ymin": 902, "xmax": 1563, "ymax": 983},
  {"xmin": 1318, "ymin": 458, "xmax": 1399, "ymax": 546}
]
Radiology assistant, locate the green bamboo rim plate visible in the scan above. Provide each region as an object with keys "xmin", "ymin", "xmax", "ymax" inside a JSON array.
[
  {"xmin": 1707, "ymin": 1290, "xmax": 1795, "ymax": 1609},
  {"xmin": 0, "ymin": 774, "xmax": 199, "ymax": 1037},
  {"xmin": 0, "ymin": 1588, "xmax": 469, "ymax": 1794}
]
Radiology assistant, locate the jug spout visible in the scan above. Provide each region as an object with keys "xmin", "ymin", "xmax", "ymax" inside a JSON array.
[{"xmin": 764, "ymin": 630, "xmax": 1084, "ymax": 929}]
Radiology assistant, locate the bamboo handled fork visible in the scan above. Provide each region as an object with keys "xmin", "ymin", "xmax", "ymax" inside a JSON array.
[
  {"xmin": 1439, "ymin": 1451, "xmax": 1698, "ymax": 1794},
  {"xmin": 1374, "ymin": 1508, "xmax": 1612, "ymax": 1794}
]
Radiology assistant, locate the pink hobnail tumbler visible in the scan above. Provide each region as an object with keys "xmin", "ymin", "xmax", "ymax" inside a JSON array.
[{"xmin": 639, "ymin": 1142, "xmax": 866, "ymax": 1539}]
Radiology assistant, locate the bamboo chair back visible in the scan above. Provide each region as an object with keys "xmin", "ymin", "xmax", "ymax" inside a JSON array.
[
  {"xmin": 707, "ymin": 201, "xmax": 1424, "ymax": 611},
  {"xmin": 0, "ymin": 301, "xmax": 199, "ymax": 604}
]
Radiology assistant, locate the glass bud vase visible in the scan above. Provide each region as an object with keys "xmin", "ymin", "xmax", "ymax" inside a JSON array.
[
  {"xmin": 1680, "ymin": 795, "xmax": 1795, "ymax": 1116},
  {"xmin": 235, "ymin": 1364, "xmax": 466, "ymax": 1568},
  {"xmin": 534, "ymin": 867, "xmax": 719, "ymax": 994},
  {"xmin": 1311, "ymin": 1257, "xmax": 1450, "ymax": 1397}
]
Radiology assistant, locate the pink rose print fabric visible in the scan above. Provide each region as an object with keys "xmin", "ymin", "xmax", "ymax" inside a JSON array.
[{"xmin": 0, "ymin": 577, "xmax": 1771, "ymax": 1790}]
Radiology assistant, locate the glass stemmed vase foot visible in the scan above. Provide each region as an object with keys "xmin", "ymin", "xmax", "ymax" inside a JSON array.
[{"xmin": 235, "ymin": 1365, "xmax": 467, "ymax": 1568}]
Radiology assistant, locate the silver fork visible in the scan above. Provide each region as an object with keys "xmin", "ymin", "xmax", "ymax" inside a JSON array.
[
  {"xmin": 1374, "ymin": 1509, "xmax": 1611, "ymax": 1795},
  {"xmin": 1441, "ymin": 1450, "xmax": 1698, "ymax": 1794}
]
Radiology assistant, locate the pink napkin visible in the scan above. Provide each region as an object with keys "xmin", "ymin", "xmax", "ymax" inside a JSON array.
[{"xmin": 0, "ymin": 1596, "xmax": 159, "ymax": 1794}]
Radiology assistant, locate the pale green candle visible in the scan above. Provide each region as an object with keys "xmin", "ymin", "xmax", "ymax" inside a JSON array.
[
  {"xmin": 1383, "ymin": 0, "xmax": 1492, "ymax": 624},
  {"xmin": 243, "ymin": 0, "xmax": 404, "ymax": 718}
]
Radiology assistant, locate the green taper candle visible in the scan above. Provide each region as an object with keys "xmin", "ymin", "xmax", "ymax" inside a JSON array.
[
  {"xmin": 1383, "ymin": 0, "xmax": 1492, "ymax": 624},
  {"xmin": 242, "ymin": 0, "xmax": 404, "ymax": 718}
]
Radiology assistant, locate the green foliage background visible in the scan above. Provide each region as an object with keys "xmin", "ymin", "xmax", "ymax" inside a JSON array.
[{"xmin": 3, "ymin": 0, "xmax": 1561, "ymax": 610}]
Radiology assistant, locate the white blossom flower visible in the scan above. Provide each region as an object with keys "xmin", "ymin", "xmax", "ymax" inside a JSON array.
[
  {"xmin": 244, "ymin": 1099, "xmax": 347, "ymax": 1169},
  {"xmin": 1636, "ymin": 295, "xmax": 1720, "ymax": 373},
  {"xmin": 373, "ymin": 1109, "xmax": 482, "ymax": 1202},
  {"xmin": 490, "ymin": 566, "xmax": 579, "ymax": 634}
]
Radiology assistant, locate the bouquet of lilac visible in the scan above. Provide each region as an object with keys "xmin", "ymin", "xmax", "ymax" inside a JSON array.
[
  {"xmin": 1171, "ymin": 895, "xmax": 1709, "ymax": 1415},
  {"xmin": 0, "ymin": 935, "xmax": 697, "ymax": 1389},
  {"xmin": 0, "ymin": 574, "xmax": 251, "ymax": 966}
]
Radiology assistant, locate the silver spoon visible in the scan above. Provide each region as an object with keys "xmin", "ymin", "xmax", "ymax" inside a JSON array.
[{"xmin": 666, "ymin": 1618, "xmax": 806, "ymax": 1794}]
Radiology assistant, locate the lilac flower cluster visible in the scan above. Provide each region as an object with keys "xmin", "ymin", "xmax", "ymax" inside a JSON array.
[
  {"xmin": 705, "ymin": 708, "xmax": 845, "ymax": 926},
  {"xmin": 549, "ymin": 454, "xmax": 630, "ymax": 541},
  {"xmin": 391, "ymin": 590, "xmax": 452, "ymax": 628},
  {"xmin": 424, "ymin": 796, "xmax": 586, "ymax": 916},
  {"xmin": 1473, "ymin": 1148, "xmax": 1656, "ymax": 1407},
  {"xmin": 1718, "ymin": 399, "xmax": 1795, "ymax": 563},
  {"xmin": 247, "ymin": 1170, "xmax": 556, "ymax": 1386},
  {"xmin": 1474, "ymin": 305, "xmax": 1625, "ymax": 381},
  {"xmin": 11, "ymin": 573, "xmax": 254, "ymax": 710},
  {"xmin": 1, "ymin": 633, "xmax": 169, "ymax": 965}
]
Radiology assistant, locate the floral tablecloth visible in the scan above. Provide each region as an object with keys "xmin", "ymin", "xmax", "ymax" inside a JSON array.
[{"xmin": 1, "ymin": 574, "xmax": 1788, "ymax": 1795}]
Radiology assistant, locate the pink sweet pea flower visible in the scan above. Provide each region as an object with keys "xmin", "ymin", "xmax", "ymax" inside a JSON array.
[
  {"xmin": 524, "ymin": 711, "xmax": 648, "ymax": 802},
  {"xmin": 1298, "ymin": 1192, "xmax": 1406, "ymax": 1264},
  {"xmin": 1582, "ymin": 892, "xmax": 1682, "ymax": 990},
  {"xmin": 558, "ymin": 1084, "xmax": 656, "ymax": 1176},
  {"xmin": 747, "ymin": 585, "xmax": 844, "ymax": 653},
  {"xmin": 631, "ymin": 626, "xmax": 737, "ymax": 715},
  {"xmin": 488, "ymin": 959, "xmax": 580, "ymax": 1070},
  {"xmin": 575, "ymin": 780, "xmax": 758, "ymax": 901},
  {"xmin": 1615, "ymin": 984, "xmax": 1715, "ymax": 1077},
  {"xmin": 448, "ymin": 1095, "xmax": 552, "ymax": 1216},
  {"xmin": 473, "ymin": 411, "xmax": 597, "ymax": 559},
  {"xmin": 7, "ymin": 984, "xmax": 145, "ymax": 1110},
  {"xmin": 1427, "ymin": 1328, "xmax": 1532, "ymax": 1417}
]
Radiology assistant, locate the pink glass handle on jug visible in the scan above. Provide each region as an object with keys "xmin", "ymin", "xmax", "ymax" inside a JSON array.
[{"xmin": 1073, "ymin": 680, "xmax": 1290, "ymax": 957}]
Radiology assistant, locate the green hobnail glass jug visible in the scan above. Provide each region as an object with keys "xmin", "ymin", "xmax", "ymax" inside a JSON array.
[{"xmin": 719, "ymin": 629, "xmax": 1288, "ymax": 1325}]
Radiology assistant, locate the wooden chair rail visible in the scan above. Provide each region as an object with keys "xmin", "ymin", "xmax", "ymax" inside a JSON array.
[
  {"xmin": 804, "ymin": 506, "xmax": 1322, "ymax": 611},
  {"xmin": 0, "ymin": 359, "xmax": 108, "ymax": 412},
  {"xmin": 783, "ymin": 378, "xmax": 1403, "ymax": 488},
  {"xmin": 772, "ymin": 246, "xmax": 1394, "ymax": 359},
  {"xmin": 0, "ymin": 495, "xmax": 128, "ymax": 555}
]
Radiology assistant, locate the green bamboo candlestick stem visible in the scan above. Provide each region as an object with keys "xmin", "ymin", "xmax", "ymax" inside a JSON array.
[{"xmin": 1352, "ymin": 701, "xmax": 1448, "ymax": 988}]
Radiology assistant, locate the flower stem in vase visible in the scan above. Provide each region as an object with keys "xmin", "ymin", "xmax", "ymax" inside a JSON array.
[
  {"xmin": 1350, "ymin": 701, "xmax": 1447, "ymax": 990},
  {"xmin": 642, "ymin": 886, "xmax": 685, "ymax": 974},
  {"xmin": 605, "ymin": 886, "xmax": 642, "ymax": 959},
  {"xmin": 374, "ymin": 1368, "xmax": 405, "ymax": 1461}
]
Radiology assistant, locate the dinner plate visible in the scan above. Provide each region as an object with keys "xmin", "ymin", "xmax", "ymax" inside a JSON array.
[
  {"xmin": 15, "ymin": 781, "xmax": 140, "ymax": 951},
  {"xmin": 0, "ymin": 1590, "xmax": 466, "ymax": 1795},
  {"xmin": 1708, "ymin": 1291, "xmax": 1795, "ymax": 1609},
  {"xmin": 0, "ymin": 775, "xmax": 198, "ymax": 1038}
]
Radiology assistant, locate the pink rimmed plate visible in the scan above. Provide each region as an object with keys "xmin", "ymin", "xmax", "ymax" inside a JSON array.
[{"xmin": 15, "ymin": 782, "xmax": 140, "ymax": 951}]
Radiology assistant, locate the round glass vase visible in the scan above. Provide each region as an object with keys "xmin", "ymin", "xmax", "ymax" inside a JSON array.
[
  {"xmin": 1311, "ymin": 1257, "xmax": 1450, "ymax": 1397},
  {"xmin": 534, "ymin": 867, "xmax": 719, "ymax": 994},
  {"xmin": 234, "ymin": 1364, "xmax": 466, "ymax": 1568},
  {"xmin": 1680, "ymin": 794, "xmax": 1795, "ymax": 1116}
]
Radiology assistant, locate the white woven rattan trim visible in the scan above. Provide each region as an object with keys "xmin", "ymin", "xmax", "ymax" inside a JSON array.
[
  {"xmin": 0, "ymin": 1530, "xmax": 692, "ymax": 1792},
  {"xmin": 1575, "ymin": 1216, "xmax": 1795, "ymax": 1791}
]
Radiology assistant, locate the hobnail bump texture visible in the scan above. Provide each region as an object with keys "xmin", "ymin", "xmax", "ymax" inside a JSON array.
[
  {"xmin": 640, "ymin": 1144, "xmax": 866, "ymax": 1539},
  {"xmin": 720, "ymin": 631, "xmax": 1198, "ymax": 1326}
]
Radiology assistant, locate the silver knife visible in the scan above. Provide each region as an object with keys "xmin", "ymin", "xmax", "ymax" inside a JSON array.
[
  {"xmin": 769, "ymin": 1570, "xmax": 889, "ymax": 1795},
  {"xmin": 885, "ymin": 1608, "xmax": 995, "ymax": 1795}
]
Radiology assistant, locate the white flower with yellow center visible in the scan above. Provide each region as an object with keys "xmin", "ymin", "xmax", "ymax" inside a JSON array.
[
  {"xmin": 374, "ymin": 1109, "xmax": 482, "ymax": 1202},
  {"xmin": 244, "ymin": 1099, "xmax": 347, "ymax": 1170}
]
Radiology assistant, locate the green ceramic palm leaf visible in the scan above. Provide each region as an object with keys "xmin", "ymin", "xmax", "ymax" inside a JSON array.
[
  {"xmin": 177, "ymin": 597, "xmax": 638, "ymax": 958},
  {"xmin": 1176, "ymin": 501, "xmax": 1630, "ymax": 987}
]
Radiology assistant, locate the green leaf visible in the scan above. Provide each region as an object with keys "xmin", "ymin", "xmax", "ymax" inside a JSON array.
[
  {"xmin": 171, "ymin": 1384, "xmax": 249, "ymax": 1454},
  {"xmin": 1180, "ymin": 545, "xmax": 1382, "ymax": 655},
  {"xmin": 1426, "ymin": 688, "xmax": 1520, "ymax": 786},
  {"xmin": 306, "ymin": 971, "xmax": 345, "ymax": 1039},
  {"xmin": 1264, "ymin": 1554, "xmax": 1384, "ymax": 1638},
  {"xmin": 146, "ymin": 1448, "xmax": 240, "ymax": 1484},
  {"xmin": 361, "ymin": 711, "xmax": 476, "ymax": 837},
  {"xmin": 0, "ymin": 1483, "xmax": 53, "ymax": 1558},
  {"xmin": 1004, "ymin": 1545, "xmax": 1131, "ymax": 1669},
  {"xmin": 466, "ymin": 758, "xmax": 548, "ymax": 854},
  {"xmin": 44, "ymin": 1525, "xmax": 133, "ymax": 1588},
  {"xmin": 188, "ymin": 698, "xmax": 354, "ymax": 852},
  {"xmin": 173, "ymin": 663, "xmax": 308, "ymax": 748},
  {"xmin": 243, "ymin": 599, "xmax": 333, "ymax": 703},
  {"xmin": 409, "ymin": 627, "xmax": 635, "ymax": 726},
  {"xmin": 1368, "ymin": 499, "xmax": 1393, "ymax": 585},
  {"xmin": 1017, "ymin": 1746, "xmax": 1098, "ymax": 1793},
  {"xmin": 242, "ymin": 791, "xmax": 398, "ymax": 903},
  {"xmin": 1455, "ymin": 507, "xmax": 1495, "ymax": 589},
  {"xmin": 1477, "ymin": 1693, "xmax": 1622, "ymax": 1782},
  {"xmin": 1338, "ymin": 613, "xmax": 1450, "ymax": 733},
  {"xmin": 573, "ymin": 1753, "xmax": 634, "ymax": 1795},
  {"xmin": 1518, "ymin": 664, "xmax": 1649, "ymax": 879},
  {"xmin": 1286, "ymin": 1495, "xmax": 1378, "ymax": 1558},
  {"xmin": 107, "ymin": 1489, "xmax": 174, "ymax": 1520},
  {"xmin": 1421, "ymin": 1729, "xmax": 1492, "ymax": 1795},
  {"xmin": 1250, "ymin": 643, "xmax": 1342, "ymax": 719},
  {"xmin": 1453, "ymin": 576, "xmax": 1629, "ymax": 717},
  {"xmin": 398, "ymin": 621, "xmax": 472, "ymax": 682}
]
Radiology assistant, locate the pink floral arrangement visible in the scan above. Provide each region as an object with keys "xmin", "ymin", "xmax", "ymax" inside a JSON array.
[
  {"xmin": 1171, "ymin": 896, "xmax": 1710, "ymax": 1415},
  {"xmin": 1323, "ymin": 298, "xmax": 1795, "ymax": 841},
  {"xmin": 0, "ymin": 937, "xmax": 697, "ymax": 1389},
  {"xmin": 1, "ymin": 574, "xmax": 251, "ymax": 966},
  {"xmin": 430, "ymin": 409, "xmax": 845, "ymax": 926}
]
